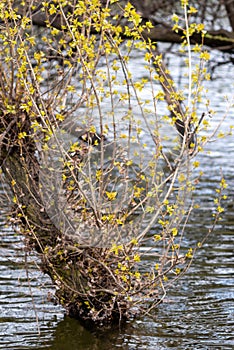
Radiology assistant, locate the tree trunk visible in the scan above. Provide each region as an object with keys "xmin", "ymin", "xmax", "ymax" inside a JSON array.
[{"xmin": 0, "ymin": 113, "xmax": 130, "ymax": 327}]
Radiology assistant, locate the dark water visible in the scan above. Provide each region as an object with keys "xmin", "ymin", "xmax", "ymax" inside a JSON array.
[
  {"xmin": 0, "ymin": 199, "xmax": 233, "ymax": 349},
  {"xmin": 0, "ymin": 53, "xmax": 234, "ymax": 349}
]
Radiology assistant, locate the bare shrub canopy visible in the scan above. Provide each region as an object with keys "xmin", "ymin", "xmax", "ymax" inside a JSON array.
[{"xmin": 0, "ymin": 0, "xmax": 231, "ymax": 326}]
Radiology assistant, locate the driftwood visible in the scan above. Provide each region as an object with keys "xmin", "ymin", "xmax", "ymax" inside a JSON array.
[{"xmin": 13, "ymin": 0, "xmax": 234, "ymax": 55}]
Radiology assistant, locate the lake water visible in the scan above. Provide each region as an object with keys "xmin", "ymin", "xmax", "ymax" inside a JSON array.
[{"xmin": 0, "ymin": 48, "xmax": 234, "ymax": 349}]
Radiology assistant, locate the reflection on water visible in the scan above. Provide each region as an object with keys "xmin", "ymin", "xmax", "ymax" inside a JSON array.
[
  {"xmin": 0, "ymin": 226, "xmax": 64, "ymax": 349},
  {"xmin": 1, "ymin": 54, "xmax": 234, "ymax": 349}
]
